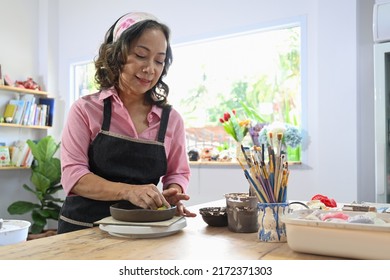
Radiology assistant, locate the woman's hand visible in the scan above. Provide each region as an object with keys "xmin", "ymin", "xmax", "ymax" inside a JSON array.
[
  {"xmin": 74, "ymin": 174, "xmax": 171, "ymax": 210},
  {"xmin": 162, "ymin": 187, "xmax": 197, "ymax": 217},
  {"xmin": 122, "ymin": 183, "xmax": 171, "ymax": 210}
]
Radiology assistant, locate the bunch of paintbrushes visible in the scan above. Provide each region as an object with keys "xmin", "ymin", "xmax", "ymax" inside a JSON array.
[{"xmin": 237, "ymin": 132, "xmax": 289, "ymax": 203}]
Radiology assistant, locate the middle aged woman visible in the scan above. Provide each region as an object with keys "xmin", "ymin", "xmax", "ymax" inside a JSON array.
[{"xmin": 58, "ymin": 12, "xmax": 196, "ymax": 234}]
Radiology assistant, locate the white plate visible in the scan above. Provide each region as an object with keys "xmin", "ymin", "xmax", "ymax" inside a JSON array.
[{"xmin": 99, "ymin": 217, "xmax": 187, "ymax": 239}]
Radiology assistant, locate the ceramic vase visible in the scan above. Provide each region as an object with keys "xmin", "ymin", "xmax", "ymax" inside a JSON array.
[
  {"xmin": 235, "ymin": 142, "xmax": 247, "ymax": 164},
  {"xmin": 257, "ymin": 202, "xmax": 288, "ymax": 242}
]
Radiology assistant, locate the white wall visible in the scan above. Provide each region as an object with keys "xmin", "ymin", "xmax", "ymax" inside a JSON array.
[
  {"xmin": 0, "ymin": 0, "xmax": 376, "ymax": 221},
  {"xmin": 0, "ymin": 0, "xmax": 47, "ymax": 222}
]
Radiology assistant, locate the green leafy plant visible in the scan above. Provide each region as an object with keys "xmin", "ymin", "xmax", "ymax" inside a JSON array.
[{"xmin": 7, "ymin": 136, "xmax": 64, "ymax": 234}]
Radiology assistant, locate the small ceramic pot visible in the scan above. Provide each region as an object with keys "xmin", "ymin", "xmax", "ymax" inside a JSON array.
[
  {"xmin": 257, "ymin": 202, "xmax": 288, "ymax": 242},
  {"xmin": 225, "ymin": 193, "xmax": 259, "ymax": 233}
]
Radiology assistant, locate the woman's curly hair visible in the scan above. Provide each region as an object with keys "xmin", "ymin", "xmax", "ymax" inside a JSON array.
[{"xmin": 94, "ymin": 18, "xmax": 173, "ymax": 107}]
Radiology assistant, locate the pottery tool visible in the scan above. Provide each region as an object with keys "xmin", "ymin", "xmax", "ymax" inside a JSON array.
[{"xmin": 342, "ymin": 204, "xmax": 377, "ymax": 212}]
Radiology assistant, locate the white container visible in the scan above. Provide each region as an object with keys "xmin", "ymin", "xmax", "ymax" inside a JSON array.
[
  {"xmin": 0, "ymin": 220, "xmax": 31, "ymax": 246},
  {"xmin": 281, "ymin": 209, "xmax": 390, "ymax": 259}
]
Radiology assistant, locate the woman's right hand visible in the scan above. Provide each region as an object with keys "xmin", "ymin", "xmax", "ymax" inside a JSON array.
[
  {"xmin": 72, "ymin": 174, "xmax": 170, "ymax": 210},
  {"xmin": 121, "ymin": 183, "xmax": 171, "ymax": 210}
]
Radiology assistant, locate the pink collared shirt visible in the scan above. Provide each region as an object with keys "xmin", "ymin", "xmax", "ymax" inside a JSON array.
[{"xmin": 60, "ymin": 88, "xmax": 190, "ymax": 195}]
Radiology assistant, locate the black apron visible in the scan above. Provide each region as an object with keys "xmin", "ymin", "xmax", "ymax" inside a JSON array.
[{"xmin": 58, "ymin": 97, "xmax": 171, "ymax": 233}]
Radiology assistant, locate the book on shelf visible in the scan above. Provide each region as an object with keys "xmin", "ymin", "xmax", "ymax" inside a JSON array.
[
  {"xmin": 21, "ymin": 94, "xmax": 36, "ymax": 125},
  {"xmin": 3, "ymin": 103, "xmax": 17, "ymax": 120},
  {"xmin": 39, "ymin": 97, "xmax": 54, "ymax": 126},
  {"xmin": 9, "ymin": 99, "xmax": 26, "ymax": 124},
  {"xmin": 21, "ymin": 147, "xmax": 33, "ymax": 167},
  {"xmin": 0, "ymin": 64, "xmax": 3, "ymax": 86},
  {"xmin": 11, "ymin": 140, "xmax": 30, "ymax": 167},
  {"xmin": 0, "ymin": 146, "xmax": 11, "ymax": 166},
  {"xmin": 39, "ymin": 104, "xmax": 48, "ymax": 126},
  {"xmin": 27, "ymin": 103, "xmax": 36, "ymax": 125},
  {"xmin": 34, "ymin": 105, "xmax": 41, "ymax": 126}
]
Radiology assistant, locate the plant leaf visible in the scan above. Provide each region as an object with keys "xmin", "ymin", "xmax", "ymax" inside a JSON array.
[
  {"xmin": 32, "ymin": 210, "xmax": 47, "ymax": 226},
  {"xmin": 27, "ymin": 136, "xmax": 59, "ymax": 163},
  {"xmin": 30, "ymin": 224, "xmax": 44, "ymax": 234},
  {"xmin": 7, "ymin": 201, "xmax": 40, "ymax": 215},
  {"xmin": 31, "ymin": 172, "xmax": 50, "ymax": 193},
  {"xmin": 240, "ymin": 102, "xmax": 267, "ymax": 123},
  {"xmin": 47, "ymin": 185, "xmax": 64, "ymax": 195},
  {"xmin": 22, "ymin": 184, "xmax": 37, "ymax": 195}
]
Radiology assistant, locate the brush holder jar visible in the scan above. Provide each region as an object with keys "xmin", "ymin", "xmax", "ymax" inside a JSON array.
[{"xmin": 257, "ymin": 202, "xmax": 288, "ymax": 242}]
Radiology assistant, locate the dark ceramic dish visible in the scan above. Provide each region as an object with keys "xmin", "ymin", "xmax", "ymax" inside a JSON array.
[
  {"xmin": 110, "ymin": 201, "xmax": 176, "ymax": 222},
  {"xmin": 199, "ymin": 207, "xmax": 228, "ymax": 227}
]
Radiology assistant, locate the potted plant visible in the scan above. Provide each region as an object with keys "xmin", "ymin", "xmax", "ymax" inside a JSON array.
[{"xmin": 7, "ymin": 135, "xmax": 64, "ymax": 235}]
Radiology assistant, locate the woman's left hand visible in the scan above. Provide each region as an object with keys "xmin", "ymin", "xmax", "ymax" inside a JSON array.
[{"xmin": 162, "ymin": 187, "xmax": 197, "ymax": 217}]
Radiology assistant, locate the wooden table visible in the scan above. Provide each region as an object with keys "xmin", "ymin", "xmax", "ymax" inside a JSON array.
[{"xmin": 0, "ymin": 200, "xmax": 341, "ymax": 260}]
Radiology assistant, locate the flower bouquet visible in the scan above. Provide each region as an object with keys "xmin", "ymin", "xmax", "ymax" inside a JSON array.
[
  {"xmin": 219, "ymin": 110, "xmax": 250, "ymax": 162},
  {"xmin": 219, "ymin": 110, "xmax": 250, "ymax": 143},
  {"xmin": 250, "ymin": 121, "xmax": 302, "ymax": 162},
  {"xmin": 257, "ymin": 121, "xmax": 302, "ymax": 149}
]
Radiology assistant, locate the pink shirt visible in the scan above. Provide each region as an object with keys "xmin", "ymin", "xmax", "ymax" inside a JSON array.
[{"xmin": 60, "ymin": 88, "xmax": 190, "ymax": 195}]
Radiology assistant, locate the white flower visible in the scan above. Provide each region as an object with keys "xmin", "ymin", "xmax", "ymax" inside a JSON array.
[{"xmin": 257, "ymin": 122, "xmax": 302, "ymax": 148}]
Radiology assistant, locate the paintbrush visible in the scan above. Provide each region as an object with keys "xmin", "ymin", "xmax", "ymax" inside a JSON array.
[
  {"xmin": 274, "ymin": 153, "xmax": 286, "ymax": 201},
  {"xmin": 237, "ymin": 158, "xmax": 267, "ymax": 202},
  {"xmin": 240, "ymin": 144, "xmax": 252, "ymax": 167},
  {"xmin": 277, "ymin": 132, "xmax": 283, "ymax": 157}
]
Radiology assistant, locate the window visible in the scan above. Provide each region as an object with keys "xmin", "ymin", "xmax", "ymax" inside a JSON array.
[
  {"xmin": 167, "ymin": 24, "xmax": 302, "ymax": 161},
  {"xmin": 71, "ymin": 61, "xmax": 98, "ymax": 104},
  {"xmin": 70, "ymin": 22, "xmax": 303, "ymax": 161}
]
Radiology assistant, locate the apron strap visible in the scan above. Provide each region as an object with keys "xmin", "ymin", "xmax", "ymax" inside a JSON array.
[
  {"xmin": 102, "ymin": 97, "xmax": 171, "ymax": 143},
  {"xmin": 102, "ymin": 97, "xmax": 112, "ymax": 131},
  {"xmin": 157, "ymin": 106, "xmax": 172, "ymax": 143}
]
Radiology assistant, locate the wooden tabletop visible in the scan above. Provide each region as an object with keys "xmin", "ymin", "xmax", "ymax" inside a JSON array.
[{"xmin": 0, "ymin": 200, "xmax": 341, "ymax": 260}]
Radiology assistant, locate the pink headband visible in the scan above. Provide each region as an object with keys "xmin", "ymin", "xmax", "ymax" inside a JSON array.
[{"xmin": 113, "ymin": 12, "xmax": 159, "ymax": 42}]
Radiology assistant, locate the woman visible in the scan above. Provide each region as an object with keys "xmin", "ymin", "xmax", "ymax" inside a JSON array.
[{"xmin": 58, "ymin": 12, "xmax": 196, "ymax": 234}]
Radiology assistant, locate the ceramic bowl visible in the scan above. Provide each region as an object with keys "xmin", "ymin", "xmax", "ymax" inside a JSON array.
[
  {"xmin": 199, "ymin": 207, "xmax": 228, "ymax": 227},
  {"xmin": 0, "ymin": 219, "xmax": 31, "ymax": 246},
  {"xmin": 110, "ymin": 201, "xmax": 176, "ymax": 222}
]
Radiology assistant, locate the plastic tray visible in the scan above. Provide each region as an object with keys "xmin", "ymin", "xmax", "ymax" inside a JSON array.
[{"xmin": 281, "ymin": 209, "xmax": 390, "ymax": 259}]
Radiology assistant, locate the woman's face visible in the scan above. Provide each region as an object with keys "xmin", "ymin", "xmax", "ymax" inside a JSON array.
[{"xmin": 119, "ymin": 28, "xmax": 167, "ymax": 97}]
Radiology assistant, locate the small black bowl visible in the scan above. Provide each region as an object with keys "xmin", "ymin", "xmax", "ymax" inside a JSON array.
[{"xmin": 199, "ymin": 207, "xmax": 228, "ymax": 227}]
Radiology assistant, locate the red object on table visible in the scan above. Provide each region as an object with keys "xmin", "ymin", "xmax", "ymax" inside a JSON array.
[{"xmin": 311, "ymin": 194, "xmax": 337, "ymax": 207}]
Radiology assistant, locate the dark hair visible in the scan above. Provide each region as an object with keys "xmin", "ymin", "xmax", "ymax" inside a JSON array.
[{"xmin": 94, "ymin": 17, "xmax": 173, "ymax": 107}]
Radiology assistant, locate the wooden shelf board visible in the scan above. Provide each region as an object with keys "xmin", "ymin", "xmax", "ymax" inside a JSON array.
[
  {"xmin": 0, "ymin": 85, "xmax": 48, "ymax": 96},
  {"xmin": 0, "ymin": 166, "xmax": 30, "ymax": 170},
  {"xmin": 0, "ymin": 123, "xmax": 51, "ymax": 130}
]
